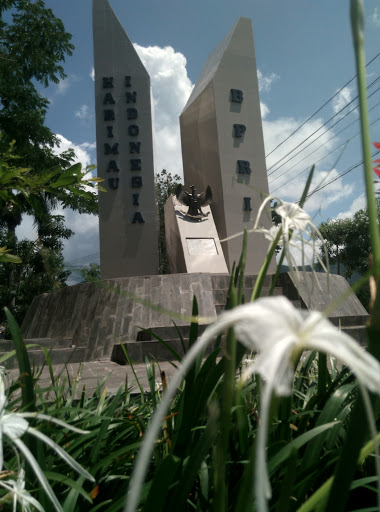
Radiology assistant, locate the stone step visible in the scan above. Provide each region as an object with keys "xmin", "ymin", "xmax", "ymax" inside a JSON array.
[
  {"xmin": 215, "ymin": 299, "xmax": 303, "ymax": 315},
  {"xmin": 340, "ymin": 326, "xmax": 367, "ymax": 346},
  {"xmin": 0, "ymin": 337, "xmax": 74, "ymax": 353},
  {"xmin": 213, "ymin": 286, "xmax": 283, "ymax": 305},
  {"xmin": 113, "ymin": 323, "xmax": 368, "ymax": 364},
  {"xmin": 112, "ymin": 339, "xmax": 198, "ymax": 364},
  {"xmin": 211, "ymin": 274, "xmax": 273, "ymax": 290},
  {"xmin": 0, "ymin": 346, "xmax": 86, "ymax": 369},
  {"xmin": 328, "ymin": 315, "xmax": 368, "ymax": 328},
  {"xmin": 135, "ymin": 324, "xmax": 208, "ymax": 342}
]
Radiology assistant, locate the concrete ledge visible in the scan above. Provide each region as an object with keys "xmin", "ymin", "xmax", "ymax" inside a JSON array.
[{"xmin": 1, "ymin": 346, "xmax": 86, "ymax": 369}]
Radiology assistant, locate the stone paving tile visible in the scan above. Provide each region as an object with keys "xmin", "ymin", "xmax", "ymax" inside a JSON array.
[{"xmin": 6, "ymin": 360, "xmax": 179, "ymax": 399}]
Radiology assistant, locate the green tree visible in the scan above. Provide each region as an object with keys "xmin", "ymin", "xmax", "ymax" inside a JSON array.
[
  {"xmin": 319, "ymin": 201, "xmax": 380, "ymax": 309},
  {"xmin": 80, "ymin": 263, "xmax": 101, "ymax": 283},
  {"xmin": 318, "ymin": 217, "xmax": 353, "ymax": 276},
  {"xmin": 0, "ymin": 1, "xmax": 103, "ymax": 323},
  {"xmin": 0, "ymin": 215, "xmax": 72, "ymax": 325},
  {"xmin": 0, "ymin": 139, "xmax": 103, "ymax": 324},
  {"xmin": 0, "ymin": 0, "xmax": 98, "ymax": 234},
  {"xmin": 0, "ymin": 0, "xmax": 74, "ymax": 169},
  {"xmin": 0, "ymin": 143, "xmax": 103, "ymax": 259},
  {"xmin": 319, "ymin": 201, "xmax": 380, "ymax": 278},
  {"xmin": 155, "ymin": 169, "xmax": 182, "ymax": 274}
]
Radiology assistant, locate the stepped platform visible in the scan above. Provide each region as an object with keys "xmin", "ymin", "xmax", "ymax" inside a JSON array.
[{"xmin": 0, "ymin": 272, "xmax": 369, "ymax": 369}]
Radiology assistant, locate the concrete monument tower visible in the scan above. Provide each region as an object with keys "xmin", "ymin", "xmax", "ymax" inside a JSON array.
[
  {"xmin": 180, "ymin": 18, "xmax": 274, "ymax": 274},
  {"xmin": 93, "ymin": 0, "xmax": 159, "ymax": 279}
]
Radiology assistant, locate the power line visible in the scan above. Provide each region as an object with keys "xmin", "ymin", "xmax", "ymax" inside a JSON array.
[
  {"xmin": 267, "ymin": 74, "xmax": 380, "ymax": 176},
  {"xmin": 265, "ymin": 50, "xmax": 380, "ymax": 159},
  {"xmin": 296, "ymin": 150, "xmax": 380, "ymax": 204},
  {"xmin": 64, "ymin": 252, "xmax": 100, "ymax": 267},
  {"xmin": 269, "ymin": 104, "xmax": 380, "ymax": 189}
]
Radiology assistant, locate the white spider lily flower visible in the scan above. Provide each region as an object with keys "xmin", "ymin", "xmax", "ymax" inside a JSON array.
[
  {"xmin": 255, "ymin": 198, "xmax": 330, "ymax": 305},
  {"xmin": 253, "ymin": 196, "xmax": 314, "ymax": 234},
  {"xmin": 273, "ymin": 201, "xmax": 314, "ymax": 233},
  {"xmin": 222, "ymin": 197, "xmax": 329, "ymax": 295},
  {"xmin": 255, "ymin": 198, "xmax": 328, "ymax": 263},
  {"xmin": 125, "ymin": 296, "xmax": 380, "ymax": 512},
  {"xmin": 0, "ymin": 377, "xmax": 94, "ymax": 512},
  {"xmin": 0, "ymin": 469, "xmax": 45, "ymax": 512}
]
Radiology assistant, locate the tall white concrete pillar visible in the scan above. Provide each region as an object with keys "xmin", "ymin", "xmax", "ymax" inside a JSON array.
[
  {"xmin": 93, "ymin": 0, "xmax": 159, "ymax": 278},
  {"xmin": 180, "ymin": 18, "xmax": 275, "ymax": 274}
]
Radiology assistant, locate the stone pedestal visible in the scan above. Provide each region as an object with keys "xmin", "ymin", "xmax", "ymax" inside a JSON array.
[{"xmin": 164, "ymin": 195, "xmax": 228, "ymax": 274}]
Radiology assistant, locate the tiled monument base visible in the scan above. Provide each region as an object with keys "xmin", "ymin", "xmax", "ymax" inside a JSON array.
[{"xmin": 0, "ymin": 273, "xmax": 368, "ymax": 368}]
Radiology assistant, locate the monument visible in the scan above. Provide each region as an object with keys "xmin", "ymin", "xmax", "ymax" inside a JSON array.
[
  {"xmin": 180, "ymin": 18, "xmax": 275, "ymax": 274},
  {"xmin": 93, "ymin": 0, "xmax": 159, "ymax": 279},
  {"xmin": 13, "ymin": 6, "xmax": 368, "ymax": 369}
]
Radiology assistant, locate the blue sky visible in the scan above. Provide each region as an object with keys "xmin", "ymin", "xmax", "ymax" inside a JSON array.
[{"xmin": 16, "ymin": 0, "xmax": 380, "ymax": 279}]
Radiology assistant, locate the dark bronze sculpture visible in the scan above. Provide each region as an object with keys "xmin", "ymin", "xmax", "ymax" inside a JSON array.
[{"xmin": 175, "ymin": 184, "xmax": 212, "ymax": 218}]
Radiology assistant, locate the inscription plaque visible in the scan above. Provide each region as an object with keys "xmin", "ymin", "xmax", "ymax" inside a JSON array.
[{"xmin": 186, "ymin": 238, "xmax": 218, "ymax": 256}]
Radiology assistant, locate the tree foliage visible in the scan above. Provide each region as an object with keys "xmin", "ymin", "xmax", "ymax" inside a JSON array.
[
  {"xmin": 0, "ymin": 0, "xmax": 99, "ymax": 224},
  {"xmin": 155, "ymin": 169, "xmax": 182, "ymax": 274},
  {"xmin": 0, "ymin": 142, "xmax": 103, "ymax": 323},
  {"xmin": 0, "ymin": 0, "xmax": 75, "ymax": 169},
  {"xmin": 0, "ymin": 0, "xmax": 104, "ymax": 323},
  {"xmin": 319, "ymin": 201, "xmax": 380, "ymax": 278},
  {"xmin": 80, "ymin": 263, "xmax": 101, "ymax": 283},
  {"xmin": 0, "ymin": 215, "xmax": 72, "ymax": 325},
  {"xmin": 318, "ymin": 217, "xmax": 353, "ymax": 276},
  {"xmin": 319, "ymin": 201, "xmax": 380, "ymax": 309}
]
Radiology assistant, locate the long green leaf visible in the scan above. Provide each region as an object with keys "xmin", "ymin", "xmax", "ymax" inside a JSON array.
[
  {"xmin": 143, "ymin": 455, "xmax": 182, "ymax": 511},
  {"xmin": 268, "ymin": 422, "xmax": 340, "ymax": 476},
  {"xmin": 119, "ymin": 343, "xmax": 145, "ymax": 400},
  {"xmin": 4, "ymin": 308, "xmax": 35, "ymax": 411},
  {"xmin": 167, "ymin": 402, "xmax": 219, "ymax": 511},
  {"xmin": 303, "ymin": 383, "xmax": 356, "ymax": 470},
  {"xmin": 297, "ymin": 432, "xmax": 380, "ymax": 512},
  {"xmin": 43, "ymin": 472, "xmax": 93, "ymax": 503}
]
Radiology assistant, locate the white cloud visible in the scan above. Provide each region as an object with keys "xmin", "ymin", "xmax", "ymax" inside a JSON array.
[
  {"xmin": 263, "ymin": 116, "xmax": 354, "ymax": 214},
  {"xmin": 55, "ymin": 206, "xmax": 99, "ymax": 265},
  {"xmin": 53, "ymin": 134, "xmax": 95, "ymax": 170},
  {"xmin": 90, "ymin": 67, "xmax": 95, "ymax": 81},
  {"xmin": 370, "ymin": 6, "xmax": 380, "ymax": 27},
  {"xmin": 257, "ymin": 70, "xmax": 278, "ymax": 93},
  {"xmin": 15, "ymin": 207, "xmax": 100, "ymax": 274},
  {"xmin": 74, "ymin": 104, "xmax": 93, "ymax": 120},
  {"xmin": 56, "ymin": 78, "xmax": 71, "ymax": 96},
  {"xmin": 301, "ymin": 168, "xmax": 354, "ymax": 212},
  {"xmin": 134, "ymin": 44, "xmax": 193, "ymax": 177},
  {"xmin": 15, "ymin": 135, "xmax": 97, "ymax": 253},
  {"xmin": 15, "ymin": 214, "xmax": 37, "ymax": 242},
  {"xmin": 337, "ymin": 193, "xmax": 367, "ymax": 219},
  {"xmin": 51, "ymin": 136, "xmax": 99, "ymax": 271},
  {"xmin": 50, "ymin": 74, "xmax": 79, "ymax": 101},
  {"xmin": 130, "ymin": 48, "xmax": 277, "ymax": 177},
  {"xmin": 260, "ymin": 102, "xmax": 270, "ymax": 119},
  {"xmin": 331, "ymin": 86, "xmax": 354, "ymax": 115},
  {"xmin": 280, "ymin": 239, "xmax": 318, "ymax": 267}
]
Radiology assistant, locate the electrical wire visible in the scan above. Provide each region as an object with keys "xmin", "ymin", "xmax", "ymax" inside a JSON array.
[
  {"xmin": 267, "ymin": 74, "xmax": 380, "ymax": 176},
  {"xmin": 295, "ymin": 150, "xmax": 380, "ymax": 204},
  {"xmin": 269, "ymin": 108, "xmax": 380, "ymax": 191},
  {"xmin": 265, "ymin": 50, "xmax": 380, "ymax": 159}
]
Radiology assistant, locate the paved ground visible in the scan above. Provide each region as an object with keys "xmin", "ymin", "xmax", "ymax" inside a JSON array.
[{"xmin": 6, "ymin": 360, "xmax": 180, "ymax": 398}]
